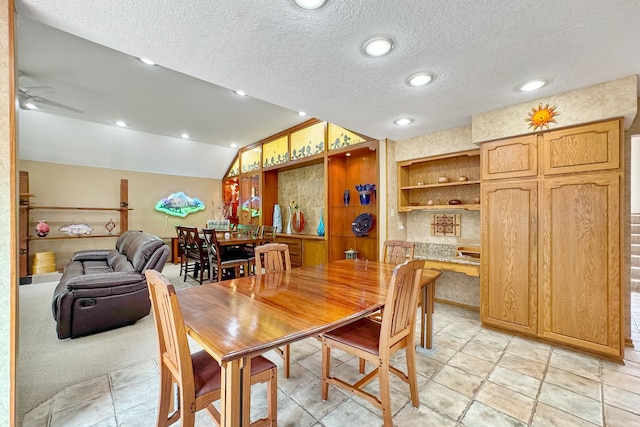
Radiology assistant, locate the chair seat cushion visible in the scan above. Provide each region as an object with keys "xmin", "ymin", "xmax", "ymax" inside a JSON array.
[
  {"xmin": 323, "ymin": 318, "xmax": 380, "ymax": 356},
  {"xmin": 191, "ymin": 351, "xmax": 276, "ymax": 398}
]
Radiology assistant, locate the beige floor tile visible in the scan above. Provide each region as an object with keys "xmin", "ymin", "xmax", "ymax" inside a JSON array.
[
  {"xmin": 434, "ymin": 331, "xmax": 469, "ymax": 351},
  {"xmin": 506, "ymin": 338, "xmax": 551, "ymax": 365},
  {"xmin": 602, "ymin": 384, "xmax": 640, "ymax": 415},
  {"xmin": 289, "ymin": 377, "xmax": 349, "ymax": 420},
  {"xmin": 418, "ymin": 380, "xmax": 470, "ymax": 421},
  {"xmin": 549, "ymin": 348, "xmax": 601, "ymax": 382},
  {"xmin": 433, "ymin": 365, "xmax": 485, "ymax": 397},
  {"xmin": 320, "ymin": 399, "xmax": 383, "ymax": 427},
  {"xmin": 604, "ymin": 404, "xmax": 640, "ymax": 427},
  {"xmin": 113, "ymin": 375, "xmax": 159, "ymax": 415},
  {"xmin": 421, "ymin": 342, "xmax": 457, "ymax": 363},
  {"xmin": 448, "ymin": 350, "xmax": 496, "ymax": 378},
  {"xmin": 109, "ymin": 359, "xmax": 158, "ymax": 390},
  {"xmin": 461, "ymin": 340, "xmax": 504, "ymax": 363},
  {"xmin": 602, "ymin": 359, "xmax": 640, "ymax": 378},
  {"xmin": 532, "ymin": 402, "xmax": 599, "ymax": 426},
  {"xmin": 51, "ymin": 375, "xmax": 111, "ymax": 414},
  {"xmin": 393, "ymin": 403, "xmax": 457, "ymax": 426},
  {"xmin": 489, "ymin": 366, "xmax": 541, "ymax": 398},
  {"xmin": 461, "ymin": 401, "xmax": 527, "ymax": 427},
  {"xmin": 544, "ymin": 366, "xmax": 601, "ymax": 401},
  {"xmin": 476, "ymin": 381, "xmax": 535, "ymax": 423},
  {"xmin": 439, "ymin": 320, "xmax": 481, "ymax": 340},
  {"xmin": 472, "ymin": 328, "xmax": 513, "ymax": 351},
  {"xmin": 50, "ymin": 394, "xmax": 115, "ymax": 427},
  {"xmin": 275, "ymin": 394, "xmax": 319, "ymax": 427},
  {"xmin": 538, "ymin": 383, "xmax": 603, "ymax": 425},
  {"xmin": 624, "ymin": 347, "xmax": 640, "ymax": 364},
  {"xmin": 601, "ymin": 366, "xmax": 640, "ymax": 394},
  {"xmin": 499, "ymin": 353, "xmax": 547, "ymax": 380},
  {"xmin": 116, "ymin": 401, "xmax": 160, "ymax": 427}
]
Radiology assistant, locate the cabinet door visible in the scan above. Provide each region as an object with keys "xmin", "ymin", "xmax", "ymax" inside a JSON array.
[
  {"xmin": 540, "ymin": 172, "xmax": 622, "ymax": 357},
  {"xmin": 542, "ymin": 119, "xmax": 620, "ymax": 176},
  {"xmin": 481, "ymin": 179, "xmax": 538, "ymax": 335},
  {"xmin": 302, "ymin": 239, "xmax": 326, "ymax": 267},
  {"xmin": 481, "ymin": 135, "xmax": 537, "ymax": 181}
]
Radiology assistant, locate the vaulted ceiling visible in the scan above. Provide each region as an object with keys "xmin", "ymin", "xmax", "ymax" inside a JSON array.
[{"xmin": 14, "ymin": 1, "xmax": 640, "ymax": 177}]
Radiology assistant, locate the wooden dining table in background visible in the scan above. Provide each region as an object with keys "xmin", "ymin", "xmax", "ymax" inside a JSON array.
[{"xmin": 177, "ymin": 258, "xmax": 440, "ymax": 427}]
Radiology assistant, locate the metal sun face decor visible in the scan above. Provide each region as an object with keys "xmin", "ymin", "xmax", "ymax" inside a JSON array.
[
  {"xmin": 526, "ymin": 103, "xmax": 559, "ymax": 131},
  {"xmin": 154, "ymin": 192, "xmax": 205, "ymax": 217}
]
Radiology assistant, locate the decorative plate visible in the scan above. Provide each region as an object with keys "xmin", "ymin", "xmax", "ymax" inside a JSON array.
[{"xmin": 352, "ymin": 213, "xmax": 374, "ymax": 237}]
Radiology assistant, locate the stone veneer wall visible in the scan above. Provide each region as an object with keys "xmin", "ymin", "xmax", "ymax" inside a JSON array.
[{"xmin": 277, "ymin": 163, "xmax": 325, "ymax": 235}]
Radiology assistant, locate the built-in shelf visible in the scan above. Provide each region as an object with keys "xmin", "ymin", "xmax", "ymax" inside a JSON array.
[
  {"xmin": 29, "ymin": 234, "xmax": 121, "ymax": 241},
  {"xmin": 29, "ymin": 206, "xmax": 132, "ymax": 211},
  {"xmin": 398, "ymin": 149, "xmax": 481, "ymax": 212}
]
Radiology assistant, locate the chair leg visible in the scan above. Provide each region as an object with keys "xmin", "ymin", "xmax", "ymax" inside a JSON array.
[
  {"xmin": 321, "ymin": 340, "xmax": 330, "ymax": 400},
  {"xmin": 283, "ymin": 344, "xmax": 290, "ymax": 379},
  {"xmin": 268, "ymin": 367, "xmax": 278, "ymax": 426},
  {"xmin": 406, "ymin": 339, "xmax": 419, "ymax": 407},
  {"xmin": 359, "ymin": 358, "xmax": 366, "ymax": 374},
  {"xmin": 157, "ymin": 366, "xmax": 173, "ymax": 427},
  {"xmin": 378, "ymin": 361, "xmax": 393, "ymax": 427}
]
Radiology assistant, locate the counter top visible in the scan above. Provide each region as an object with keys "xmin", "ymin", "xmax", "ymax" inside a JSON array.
[
  {"xmin": 414, "ymin": 242, "xmax": 480, "ymax": 266},
  {"xmin": 276, "ymin": 233, "xmax": 325, "ymax": 241}
]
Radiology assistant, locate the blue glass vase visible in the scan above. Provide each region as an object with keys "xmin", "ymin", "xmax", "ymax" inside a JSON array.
[
  {"xmin": 344, "ymin": 189, "xmax": 350, "ymax": 206},
  {"xmin": 317, "ymin": 209, "xmax": 325, "ymax": 236}
]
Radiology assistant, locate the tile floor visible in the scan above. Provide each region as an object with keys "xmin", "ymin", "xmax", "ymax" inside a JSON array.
[{"xmin": 22, "ymin": 293, "xmax": 640, "ymax": 427}]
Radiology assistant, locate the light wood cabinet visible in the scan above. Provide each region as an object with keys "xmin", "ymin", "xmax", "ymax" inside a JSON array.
[
  {"xmin": 276, "ymin": 235, "xmax": 326, "ymax": 268},
  {"xmin": 480, "ymin": 118, "xmax": 624, "ymax": 359},
  {"xmin": 480, "ymin": 179, "xmax": 538, "ymax": 335},
  {"xmin": 540, "ymin": 172, "xmax": 621, "ymax": 357},
  {"xmin": 481, "ymin": 135, "xmax": 537, "ymax": 180},
  {"xmin": 397, "ymin": 149, "xmax": 480, "ymax": 211},
  {"xmin": 542, "ymin": 120, "xmax": 620, "ymax": 175}
]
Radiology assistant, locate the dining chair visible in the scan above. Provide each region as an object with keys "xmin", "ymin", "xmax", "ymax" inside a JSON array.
[
  {"xmin": 254, "ymin": 243, "xmax": 293, "ymax": 378},
  {"xmin": 320, "ymin": 258, "xmax": 425, "ymax": 427},
  {"xmin": 145, "ymin": 269, "xmax": 277, "ymax": 427},
  {"xmin": 260, "ymin": 225, "xmax": 277, "ymax": 242},
  {"xmin": 382, "ymin": 240, "xmax": 415, "ymax": 264},
  {"xmin": 180, "ymin": 226, "xmax": 209, "ymax": 284},
  {"xmin": 175, "ymin": 226, "xmax": 208, "ymax": 284},
  {"xmin": 202, "ymin": 228, "xmax": 249, "ymax": 281}
]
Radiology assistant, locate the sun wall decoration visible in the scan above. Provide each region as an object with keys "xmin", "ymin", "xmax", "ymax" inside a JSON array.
[{"xmin": 526, "ymin": 103, "xmax": 559, "ymax": 131}]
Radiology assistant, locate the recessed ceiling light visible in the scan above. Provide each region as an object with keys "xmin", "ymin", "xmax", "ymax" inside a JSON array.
[
  {"xmin": 115, "ymin": 120, "xmax": 127, "ymax": 127},
  {"xmin": 230, "ymin": 143, "xmax": 238, "ymax": 148},
  {"xmin": 180, "ymin": 133, "xmax": 190, "ymax": 139},
  {"xmin": 234, "ymin": 90, "xmax": 247, "ymax": 96},
  {"xmin": 394, "ymin": 118, "xmax": 413, "ymax": 126},
  {"xmin": 518, "ymin": 79, "xmax": 546, "ymax": 92},
  {"xmin": 298, "ymin": 111, "xmax": 307, "ymax": 116},
  {"xmin": 346, "ymin": 153, "xmax": 351, "ymax": 157},
  {"xmin": 139, "ymin": 57, "xmax": 155, "ymax": 65},
  {"xmin": 363, "ymin": 36, "xmax": 394, "ymax": 57},
  {"xmin": 407, "ymin": 72, "xmax": 434, "ymax": 87},
  {"xmin": 25, "ymin": 102, "xmax": 38, "ymax": 110},
  {"xmin": 294, "ymin": 0, "xmax": 326, "ymax": 9}
]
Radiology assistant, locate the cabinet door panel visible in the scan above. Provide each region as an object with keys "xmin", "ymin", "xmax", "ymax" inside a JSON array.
[
  {"xmin": 481, "ymin": 135, "xmax": 537, "ymax": 181},
  {"xmin": 541, "ymin": 173, "xmax": 621, "ymax": 356},
  {"xmin": 542, "ymin": 119, "xmax": 620, "ymax": 175},
  {"xmin": 481, "ymin": 180, "xmax": 538, "ymax": 334}
]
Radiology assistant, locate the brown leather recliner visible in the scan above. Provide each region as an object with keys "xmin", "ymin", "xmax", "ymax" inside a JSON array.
[{"xmin": 51, "ymin": 230, "xmax": 170, "ymax": 339}]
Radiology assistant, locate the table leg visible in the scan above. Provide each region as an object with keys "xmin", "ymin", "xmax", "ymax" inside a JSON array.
[
  {"xmin": 220, "ymin": 359, "xmax": 242, "ymax": 427},
  {"xmin": 419, "ymin": 281, "xmax": 435, "ymax": 350}
]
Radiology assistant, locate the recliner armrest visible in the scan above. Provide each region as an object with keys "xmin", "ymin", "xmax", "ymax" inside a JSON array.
[
  {"xmin": 70, "ymin": 249, "xmax": 111, "ymax": 262},
  {"xmin": 64, "ymin": 272, "xmax": 145, "ymax": 290}
]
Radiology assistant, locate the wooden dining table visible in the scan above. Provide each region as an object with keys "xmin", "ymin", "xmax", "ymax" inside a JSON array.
[{"xmin": 177, "ymin": 258, "xmax": 440, "ymax": 427}]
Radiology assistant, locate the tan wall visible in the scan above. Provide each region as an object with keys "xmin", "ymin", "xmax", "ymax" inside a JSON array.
[
  {"xmin": 20, "ymin": 160, "xmax": 220, "ymax": 268},
  {"xmin": 277, "ymin": 163, "xmax": 325, "ymax": 235}
]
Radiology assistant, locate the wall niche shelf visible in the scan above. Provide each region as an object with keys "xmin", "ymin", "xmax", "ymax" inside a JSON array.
[
  {"xmin": 19, "ymin": 174, "xmax": 131, "ymax": 276},
  {"xmin": 397, "ymin": 149, "xmax": 480, "ymax": 212}
]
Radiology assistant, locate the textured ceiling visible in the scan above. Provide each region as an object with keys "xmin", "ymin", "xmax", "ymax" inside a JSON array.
[{"xmin": 14, "ymin": 0, "xmax": 640, "ymax": 149}]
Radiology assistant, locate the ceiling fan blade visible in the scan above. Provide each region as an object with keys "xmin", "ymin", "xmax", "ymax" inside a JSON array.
[{"xmin": 31, "ymin": 95, "xmax": 84, "ymax": 114}]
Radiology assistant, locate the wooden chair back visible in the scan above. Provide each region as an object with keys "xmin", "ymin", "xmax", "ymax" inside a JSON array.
[
  {"xmin": 380, "ymin": 258, "xmax": 424, "ymax": 348},
  {"xmin": 382, "ymin": 240, "xmax": 415, "ymax": 264},
  {"xmin": 146, "ymin": 270, "xmax": 196, "ymax": 404},
  {"xmin": 255, "ymin": 243, "xmax": 291, "ymax": 273},
  {"xmin": 261, "ymin": 225, "xmax": 277, "ymax": 239},
  {"xmin": 202, "ymin": 228, "xmax": 248, "ymax": 281},
  {"xmin": 237, "ymin": 223, "xmax": 260, "ymax": 238}
]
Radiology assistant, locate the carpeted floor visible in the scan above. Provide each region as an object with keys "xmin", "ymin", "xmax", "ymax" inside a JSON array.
[{"xmin": 16, "ymin": 263, "xmax": 190, "ymax": 422}]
